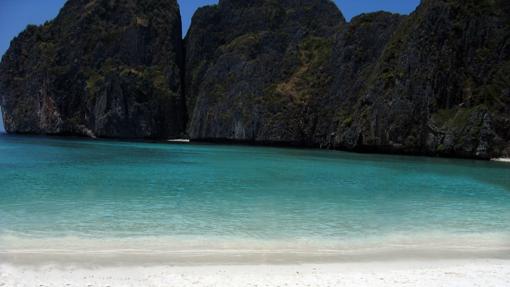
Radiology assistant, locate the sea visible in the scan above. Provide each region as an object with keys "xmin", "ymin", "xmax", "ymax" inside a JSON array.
[{"xmin": 0, "ymin": 134, "xmax": 509, "ymax": 264}]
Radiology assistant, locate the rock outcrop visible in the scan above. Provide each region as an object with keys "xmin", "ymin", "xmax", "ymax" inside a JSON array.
[
  {"xmin": 310, "ymin": 12, "xmax": 405, "ymax": 149},
  {"xmin": 185, "ymin": 0, "xmax": 345, "ymax": 143},
  {"xmin": 329, "ymin": 0, "xmax": 510, "ymax": 158},
  {"xmin": 1, "ymin": 0, "xmax": 509, "ymax": 159},
  {"xmin": 186, "ymin": 0, "xmax": 510, "ymax": 158},
  {"xmin": 0, "ymin": 0, "xmax": 185, "ymax": 138}
]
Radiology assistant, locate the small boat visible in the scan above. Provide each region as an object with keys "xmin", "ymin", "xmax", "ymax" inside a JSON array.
[{"xmin": 167, "ymin": 139, "xmax": 191, "ymax": 143}]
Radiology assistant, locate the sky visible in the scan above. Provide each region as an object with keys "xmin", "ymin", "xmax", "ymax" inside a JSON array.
[{"xmin": 0, "ymin": 0, "xmax": 420, "ymax": 133}]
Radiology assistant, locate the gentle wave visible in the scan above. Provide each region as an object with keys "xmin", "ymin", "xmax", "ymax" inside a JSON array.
[{"xmin": 1, "ymin": 232, "xmax": 510, "ymax": 264}]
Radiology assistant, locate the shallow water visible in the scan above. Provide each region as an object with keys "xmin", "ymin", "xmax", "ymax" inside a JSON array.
[{"xmin": 0, "ymin": 135, "xmax": 509, "ymax": 263}]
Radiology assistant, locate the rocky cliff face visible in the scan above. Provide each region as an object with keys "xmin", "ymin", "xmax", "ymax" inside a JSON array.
[
  {"xmin": 1, "ymin": 0, "xmax": 509, "ymax": 159},
  {"xmin": 186, "ymin": 0, "xmax": 510, "ymax": 158},
  {"xmin": 333, "ymin": 0, "xmax": 510, "ymax": 158},
  {"xmin": 0, "ymin": 0, "xmax": 185, "ymax": 138},
  {"xmin": 185, "ymin": 0, "xmax": 345, "ymax": 143},
  {"xmin": 310, "ymin": 12, "xmax": 405, "ymax": 149},
  {"xmin": 184, "ymin": 0, "xmax": 405, "ymax": 147}
]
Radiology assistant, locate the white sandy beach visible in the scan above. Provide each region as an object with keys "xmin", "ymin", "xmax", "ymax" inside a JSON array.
[
  {"xmin": 1, "ymin": 260, "xmax": 510, "ymax": 287},
  {"xmin": 1, "ymin": 233, "xmax": 510, "ymax": 286}
]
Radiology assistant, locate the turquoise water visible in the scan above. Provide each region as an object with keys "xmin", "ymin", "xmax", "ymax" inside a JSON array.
[{"xmin": 0, "ymin": 135, "xmax": 509, "ymax": 262}]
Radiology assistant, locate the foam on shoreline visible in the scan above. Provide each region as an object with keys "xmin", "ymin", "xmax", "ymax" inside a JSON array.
[{"xmin": 1, "ymin": 232, "xmax": 509, "ymax": 266}]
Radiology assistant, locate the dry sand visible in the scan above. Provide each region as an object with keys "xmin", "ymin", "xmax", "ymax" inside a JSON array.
[{"xmin": 2, "ymin": 259, "xmax": 510, "ymax": 287}]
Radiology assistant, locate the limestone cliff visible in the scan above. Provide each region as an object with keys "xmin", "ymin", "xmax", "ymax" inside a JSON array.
[
  {"xmin": 185, "ymin": 0, "xmax": 510, "ymax": 158},
  {"xmin": 331, "ymin": 0, "xmax": 510, "ymax": 158},
  {"xmin": 185, "ymin": 0, "xmax": 344, "ymax": 143},
  {"xmin": 0, "ymin": 0, "xmax": 185, "ymax": 138},
  {"xmin": 1, "ymin": 0, "xmax": 509, "ymax": 159}
]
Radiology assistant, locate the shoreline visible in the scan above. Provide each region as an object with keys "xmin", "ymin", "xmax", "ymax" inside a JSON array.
[
  {"xmin": 2, "ymin": 245, "xmax": 510, "ymax": 266},
  {"xmin": 2, "ymin": 259, "xmax": 510, "ymax": 287},
  {"xmin": 167, "ymin": 138, "xmax": 191, "ymax": 143},
  {"xmin": 3, "ymin": 235, "xmax": 509, "ymax": 286},
  {"xmin": 1, "ymin": 132, "xmax": 505, "ymax": 162},
  {"xmin": 492, "ymin": 158, "xmax": 510, "ymax": 163},
  {"xmin": 2, "ymin": 232, "xmax": 510, "ymax": 266}
]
